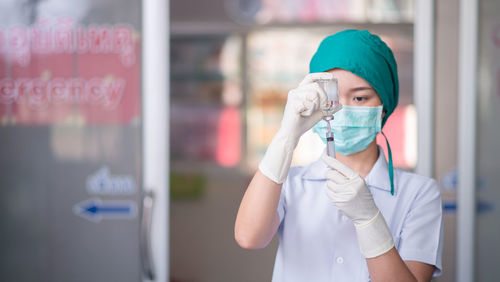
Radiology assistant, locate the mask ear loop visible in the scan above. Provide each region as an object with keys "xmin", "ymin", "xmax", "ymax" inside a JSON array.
[{"xmin": 380, "ymin": 131, "xmax": 394, "ymax": 196}]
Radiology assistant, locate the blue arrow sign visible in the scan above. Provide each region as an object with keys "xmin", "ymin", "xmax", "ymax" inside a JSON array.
[{"xmin": 73, "ymin": 198, "xmax": 137, "ymax": 222}]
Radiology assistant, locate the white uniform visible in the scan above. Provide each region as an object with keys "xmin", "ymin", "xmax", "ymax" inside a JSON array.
[{"xmin": 272, "ymin": 147, "xmax": 443, "ymax": 282}]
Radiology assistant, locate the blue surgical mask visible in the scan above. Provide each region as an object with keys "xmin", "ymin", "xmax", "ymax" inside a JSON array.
[{"xmin": 313, "ymin": 105, "xmax": 383, "ymax": 155}]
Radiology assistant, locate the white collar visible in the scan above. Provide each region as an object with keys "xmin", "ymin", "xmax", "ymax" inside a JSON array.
[{"xmin": 301, "ymin": 146, "xmax": 395, "ymax": 194}]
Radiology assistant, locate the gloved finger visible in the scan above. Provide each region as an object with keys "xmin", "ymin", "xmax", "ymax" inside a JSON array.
[
  {"xmin": 326, "ymin": 188, "xmax": 344, "ymax": 204},
  {"xmin": 288, "ymin": 84, "xmax": 314, "ymax": 104},
  {"xmin": 299, "ymin": 72, "xmax": 334, "ymax": 87},
  {"xmin": 304, "ymin": 83, "xmax": 328, "ymax": 111},
  {"xmin": 326, "ymin": 178, "xmax": 356, "ymax": 194},
  {"xmin": 301, "ymin": 100, "xmax": 318, "ymax": 116},
  {"xmin": 290, "ymin": 85, "xmax": 323, "ymax": 115},
  {"xmin": 309, "ymin": 83, "xmax": 329, "ymax": 109},
  {"xmin": 322, "ymin": 154, "xmax": 358, "ymax": 179},
  {"xmin": 287, "ymin": 89, "xmax": 306, "ymax": 113},
  {"xmin": 292, "ymin": 99, "xmax": 306, "ymax": 113},
  {"xmin": 325, "ymin": 186, "xmax": 353, "ymax": 203},
  {"xmin": 325, "ymin": 169, "xmax": 348, "ymax": 184},
  {"xmin": 293, "ymin": 83, "xmax": 327, "ymax": 108}
]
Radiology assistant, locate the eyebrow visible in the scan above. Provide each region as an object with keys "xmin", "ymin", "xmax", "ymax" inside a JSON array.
[
  {"xmin": 351, "ymin": 86, "xmax": 373, "ymax": 91},
  {"xmin": 348, "ymin": 86, "xmax": 375, "ymax": 93}
]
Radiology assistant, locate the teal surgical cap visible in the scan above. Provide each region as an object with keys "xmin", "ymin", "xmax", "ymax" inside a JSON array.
[{"xmin": 309, "ymin": 29, "xmax": 399, "ymax": 127}]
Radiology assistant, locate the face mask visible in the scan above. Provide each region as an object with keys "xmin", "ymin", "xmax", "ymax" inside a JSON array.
[{"xmin": 313, "ymin": 105, "xmax": 383, "ymax": 155}]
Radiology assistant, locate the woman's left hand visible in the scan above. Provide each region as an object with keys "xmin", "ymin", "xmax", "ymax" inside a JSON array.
[{"xmin": 323, "ymin": 154, "xmax": 394, "ymax": 258}]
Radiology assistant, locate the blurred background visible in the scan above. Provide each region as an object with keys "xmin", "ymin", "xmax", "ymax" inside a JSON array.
[{"xmin": 0, "ymin": 0, "xmax": 499, "ymax": 281}]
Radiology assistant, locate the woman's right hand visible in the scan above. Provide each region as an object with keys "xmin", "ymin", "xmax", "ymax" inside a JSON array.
[
  {"xmin": 258, "ymin": 72, "xmax": 332, "ymax": 184},
  {"xmin": 278, "ymin": 72, "xmax": 332, "ymax": 140}
]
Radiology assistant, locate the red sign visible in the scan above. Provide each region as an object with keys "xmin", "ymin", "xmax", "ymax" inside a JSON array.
[{"xmin": 0, "ymin": 18, "xmax": 140, "ymax": 125}]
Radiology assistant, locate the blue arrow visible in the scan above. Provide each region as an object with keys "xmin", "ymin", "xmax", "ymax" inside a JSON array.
[
  {"xmin": 74, "ymin": 198, "xmax": 136, "ymax": 222},
  {"xmin": 84, "ymin": 204, "xmax": 132, "ymax": 215}
]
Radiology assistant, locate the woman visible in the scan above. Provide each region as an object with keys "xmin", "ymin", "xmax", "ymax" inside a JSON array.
[{"xmin": 234, "ymin": 30, "xmax": 443, "ymax": 282}]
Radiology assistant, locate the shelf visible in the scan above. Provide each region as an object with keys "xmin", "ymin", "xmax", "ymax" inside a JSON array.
[{"xmin": 170, "ymin": 21, "xmax": 413, "ymax": 35}]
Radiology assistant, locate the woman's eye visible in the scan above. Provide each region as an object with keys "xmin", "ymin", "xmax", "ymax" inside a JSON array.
[{"xmin": 354, "ymin": 97, "xmax": 367, "ymax": 102}]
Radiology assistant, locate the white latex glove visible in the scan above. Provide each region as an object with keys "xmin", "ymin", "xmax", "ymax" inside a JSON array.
[
  {"xmin": 258, "ymin": 72, "xmax": 332, "ymax": 184},
  {"xmin": 322, "ymin": 154, "xmax": 394, "ymax": 258}
]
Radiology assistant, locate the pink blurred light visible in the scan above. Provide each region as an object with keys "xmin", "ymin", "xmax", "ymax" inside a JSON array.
[
  {"xmin": 377, "ymin": 106, "xmax": 407, "ymax": 167},
  {"xmin": 216, "ymin": 106, "xmax": 241, "ymax": 167}
]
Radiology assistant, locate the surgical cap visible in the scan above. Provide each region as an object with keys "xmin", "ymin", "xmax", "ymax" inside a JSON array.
[{"xmin": 309, "ymin": 29, "xmax": 399, "ymax": 127}]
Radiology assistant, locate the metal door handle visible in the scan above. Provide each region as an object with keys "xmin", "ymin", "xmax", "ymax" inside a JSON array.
[{"xmin": 140, "ymin": 190, "xmax": 155, "ymax": 280}]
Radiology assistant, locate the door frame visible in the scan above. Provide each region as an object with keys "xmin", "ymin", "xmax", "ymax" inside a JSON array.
[
  {"xmin": 457, "ymin": 0, "xmax": 478, "ymax": 281},
  {"xmin": 414, "ymin": 0, "xmax": 436, "ymax": 178},
  {"xmin": 142, "ymin": 0, "xmax": 170, "ymax": 281}
]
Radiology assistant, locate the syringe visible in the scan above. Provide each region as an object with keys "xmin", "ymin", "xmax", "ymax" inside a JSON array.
[
  {"xmin": 325, "ymin": 119, "xmax": 336, "ymax": 157},
  {"xmin": 316, "ymin": 77, "xmax": 341, "ymax": 158}
]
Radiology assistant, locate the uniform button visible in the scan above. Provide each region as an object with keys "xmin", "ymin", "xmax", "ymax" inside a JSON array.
[{"xmin": 336, "ymin": 256, "xmax": 344, "ymax": 264}]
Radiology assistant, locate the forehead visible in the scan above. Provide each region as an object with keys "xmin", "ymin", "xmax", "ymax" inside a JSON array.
[{"xmin": 326, "ymin": 68, "xmax": 373, "ymax": 88}]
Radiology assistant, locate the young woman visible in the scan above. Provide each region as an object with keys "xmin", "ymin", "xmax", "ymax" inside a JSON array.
[{"xmin": 234, "ymin": 30, "xmax": 443, "ymax": 282}]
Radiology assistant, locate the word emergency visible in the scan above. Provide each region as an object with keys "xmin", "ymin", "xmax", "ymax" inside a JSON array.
[{"xmin": 0, "ymin": 77, "xmax": 126, "ymax": 110}]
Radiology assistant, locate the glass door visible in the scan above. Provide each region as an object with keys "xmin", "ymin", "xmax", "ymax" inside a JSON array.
[
  {"xmin": 457, "ymin": 0, "xmax": 500, "ymax": 281},
  {"xmin": 475, "ymin": 0, "xmax": 500, "ymax": 280},
  {"xmin": 0, "ymin": 1, "xmax": 151, "ymax": 281}
]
